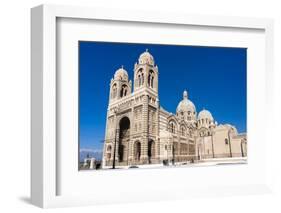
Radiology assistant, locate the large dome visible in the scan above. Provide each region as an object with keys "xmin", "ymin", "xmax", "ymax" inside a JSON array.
[
  {"xmin": 198, "ymin": 109, "xmax": 213, "ymax": 121},
  {"xmin": 138, "ymin": 49, "xmax": 155, "ymax": 66},
  {"xmin": 176, "ymin": 90, "xmax": 196, "ymax": 114},
  {"xmin": 114, "ymin": 66, "xmax": 128, "ymax": 81}
]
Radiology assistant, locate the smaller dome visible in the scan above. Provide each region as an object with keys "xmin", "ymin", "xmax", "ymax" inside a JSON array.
[
  {"xmin": 114, "ymin": 66, "xmax": 128, "ymax": 81},
  {"xmin": 138, "ymin": 49, "xmax": 155, "ymax": 66},
  {"xmin": 198, "ymin": 109, "xmax": 213, "ymax": 121}
]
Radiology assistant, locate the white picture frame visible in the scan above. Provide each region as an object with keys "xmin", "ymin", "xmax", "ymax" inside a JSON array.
[{"xmin": 31, "ymin": 4, "xmax": 274, "ymax": 208}]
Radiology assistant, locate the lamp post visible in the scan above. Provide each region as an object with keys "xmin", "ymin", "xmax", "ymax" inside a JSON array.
[
  {"xmin": 227, "ymin": 128, "xmax": 233, "ymax": 158},
  {"xmin": 211, "ymin": 131, "xmax": 215, "ymax": 158},
  {"xmin": 241, "ymin": 139, "xmax": 247, "ymax": 157},
  {"xmin": 210, "ymin": 124, "xmax": 215, "ymax": 158},
  {"xmin": 241, "ymin": 141, "xmax": 244, "ymax": 157}
]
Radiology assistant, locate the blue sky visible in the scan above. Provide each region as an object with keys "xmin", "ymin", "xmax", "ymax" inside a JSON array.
[{"xmin": 79, "ymin": 41, "xmax": 247, "ymax": 152}]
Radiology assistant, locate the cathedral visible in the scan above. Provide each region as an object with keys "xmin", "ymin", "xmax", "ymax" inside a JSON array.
[{"xmin": 102, "ymin": 50, "xmax": 247, "ymax": 167}]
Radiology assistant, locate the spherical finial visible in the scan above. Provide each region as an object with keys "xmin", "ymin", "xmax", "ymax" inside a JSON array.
[{"xmin": 183, "ymin": 90, "xmax": 188, "ymax": 100}]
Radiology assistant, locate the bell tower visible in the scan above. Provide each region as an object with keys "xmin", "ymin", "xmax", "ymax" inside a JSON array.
[
  {"xmin": 131, "ymin": 50, "xmax": 160, "ymax": 164},
  {"xmin": 133, "ymin": 49, "xmax": 158, "ymax": 95},
  {"xmin": 109, "ymin": 66, "xmax": 132, "ymax": 103}
]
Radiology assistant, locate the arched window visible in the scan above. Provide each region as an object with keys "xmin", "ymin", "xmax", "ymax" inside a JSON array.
[
  {"xmin": 138, "ymin": 75, "xmax": 141, "ymax": 87},
  {"xmin": 107, "ymin": 145, "xmax": 112, "ymax": 152},
  {"xmin": 136, "ymin": 68, "xmax": 144, "ymax": 87},
  {"xmin": 134, "ymin": 141, "xmax": 141, "ymax": 161},
  {"xmin": 120, "ymin": 84, "xmax": 128, "ymax": 98},
  {"xmin": 148, "ymin": 140, "xmax": 155, "ymax": 162},
  {"xmin": 111, "ymin": 84, "xmax": 117, "ymax": 99},
  {"xmin": 148, "ymin": 70, "xmax": 155, "ymax": 88},
  {"xmin": 225, "ymin": 138, "xmax": 229, "ymax": 145},
  {"xmin": 169, "ymin": 121, "xmax": 176, "ymax": 134},
  {"xmin": 181, "ymin": 126, "xmax": 186, "ymax": 136}
]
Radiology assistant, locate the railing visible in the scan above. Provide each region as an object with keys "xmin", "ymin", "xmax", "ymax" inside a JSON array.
[
  {"xmin": 105, "ymin": 158, "xmax": 161, "ymax": 167},
  {"xmin": 103, "ymin": 152, "xmax": 247, "ymax": 167},
  {"xmin": 198, "ymin": 153, "xmax": 247, "ymax": 160}
]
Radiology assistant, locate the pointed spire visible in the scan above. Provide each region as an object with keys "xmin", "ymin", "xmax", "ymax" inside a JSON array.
[
  {"xmin": 121, "ymin": 65, "xmax": 124, "ymax": 69},
  {"xmin": 145, "ymin": 48, "xmax": 148, "ymax": 52}
]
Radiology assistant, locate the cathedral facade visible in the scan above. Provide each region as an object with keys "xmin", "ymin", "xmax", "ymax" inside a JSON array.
[{"xmin": 102, "ymin": 50, "xmax": 247, "ymax": 167}]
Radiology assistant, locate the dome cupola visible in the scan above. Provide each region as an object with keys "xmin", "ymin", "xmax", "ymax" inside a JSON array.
[
  {"xmin": 176, "ymin": 90, "xmax": 196, "ymax": 121},
  {"xmin": 197, "ymin": 108, "xmax": 215, "ymax": 130},
  {"xmin": 138, "ymin": 49, "xmax": 155, "ymax": 66},
  {"xmin": 198, "ymin": 109, "xmax": 213, "ymax": 121},
  {"xmin": 176, "ymin": 90, "xmax": 196, "ymax": 113},
  {"xmin": 114, "ymin": 66, "xmax": 128, "ymax": 81}
]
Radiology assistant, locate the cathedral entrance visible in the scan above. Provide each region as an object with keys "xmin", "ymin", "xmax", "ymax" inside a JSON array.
[
  {"xmin": 148, "ymin": 139, "xmax": 155, "ymax": 163},
  {"xmin": 118, "ymin": 117, "xmax": 130, "ymax": 162},
  {"xmin": 134, "ymin": 141, "xmax": 141, "ymax": 161}
]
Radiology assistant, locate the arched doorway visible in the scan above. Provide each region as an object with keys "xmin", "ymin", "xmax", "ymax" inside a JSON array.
[
  {"xmin": 148, "ymin": 139, "xmax": 155, "ymax": 163},
  {"xmin": 118, "ymin": 117, "xmax": 130, "ymax": 162},
  {"xmin": 134, "ymin": 141, "xmax": 141, "ymax": 161}
]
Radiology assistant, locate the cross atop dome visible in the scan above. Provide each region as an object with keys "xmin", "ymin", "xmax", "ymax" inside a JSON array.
[{"xmin": 183, "ymin": 90, "xmax": 188, "ymax": 100}]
